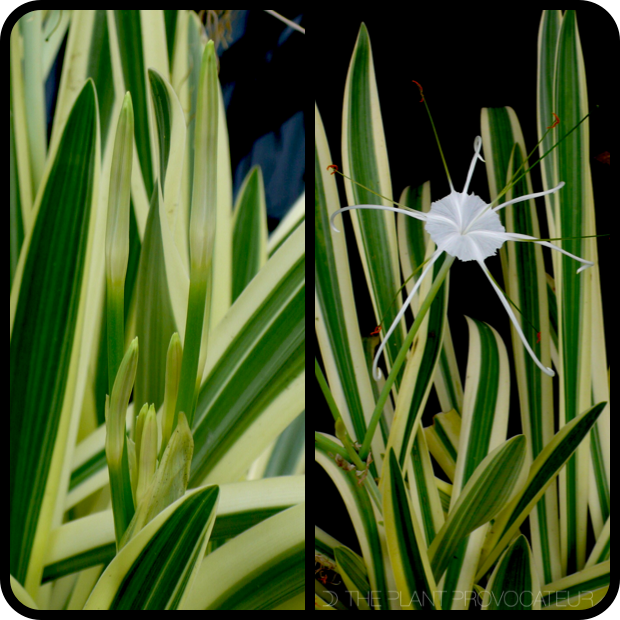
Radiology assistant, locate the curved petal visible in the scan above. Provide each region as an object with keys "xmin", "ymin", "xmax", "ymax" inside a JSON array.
[
  {"xmin": 462, "ymin": 136, "xmax": 484, "ymax": 195},
  {"xmin": 476, "ymin": 259, "xmax": 555, "ymax": 377},
  {"xmin": 502, "ymin": 232, "xmax": 594, "ymax": 273},
  {"xmin": 330, "ymin": 204, "xmax": 428, "ymax": 233},
  {"xmin": 492, "ymin": 182, "xmax": 565, "ymax": 213},
  {"xmin": 372, "ymin": 247, "xmax": 444, "ymax": 381}
]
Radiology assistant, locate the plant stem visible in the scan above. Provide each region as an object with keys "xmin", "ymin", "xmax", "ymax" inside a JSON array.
[
  {"xmin": 107, "ymin": 285, "xmax": 125, "ymax": 394},
  {"xmin": 176, "ymin": 276, "xmax": 209, "ymax": 428},
  {"xmin": 175, "ymin": 41, "xmax": 218, "ymax": 428},
  {"xmin": 359, "ymin": 254, "xmax": 455, "ymax": 461}
]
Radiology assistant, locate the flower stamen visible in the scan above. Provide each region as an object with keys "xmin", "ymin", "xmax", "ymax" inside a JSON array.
[
  {"xmin": 411, "ymin": 80, "xmax": 424, "ymax": 102},
  {"xmin": 547, "ymin": 112, "xmax": 560, "ymax": 129}
]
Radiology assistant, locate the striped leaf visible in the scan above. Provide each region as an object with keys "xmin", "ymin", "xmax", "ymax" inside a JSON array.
[
  {"xmin": 191, "ymin": 222, "xmax": 305, "ymax": 486},
  {"xmin": 44, "ymin": 476, "xmax": 304, "ymax": 584},
  {"xmin": 438, "ymin": 317, "xmax": 512, "ymax": 610},
  {"xmin": 232, "ymin": 165, "xmax": 269, "ymax": 301},
  {"xmin": 10, "ymin": 79, "xmax": 100, "ymax": 594},
  {"xmin": 341, "ymin": 23, "xmax": 404, "ymax": 383},
  {"xmin": 183, "ymin": 502, "xmax": 305, "ymax": 610},
  {"xmin": 334, "ymin": 546, "xmax": 372, "ymax": 610},
  {"xmin": 315, "ymin": 103, "xmax": 382, "ymax": 472},
  {"xmin": 383, "ymin": 448, "xmax": 440, "ymax": 610},
  {"xmin": 84, "ymin": 485, "xmax": 219, "ymax": 609},
  {"xmin": 540, "ymin": 560, "xmax": 609, "ymax": 610},
  {"xmin": 428, "ymin": 435, "xmax": 527, "ymax": 583},
  {"xmin": 477, "ymin": 401, "xmax": 607, "ymax": 581},
  {"xmin": 481, "ymin": 535, "xmax": 541, "ymax": 610},
  {"xmin": 315, "ymin": 434, "xmax": 392, "ymax": 610},
  {"xmin": 481, "ymin": 105, "xmax": 560, "ymax": 585}
]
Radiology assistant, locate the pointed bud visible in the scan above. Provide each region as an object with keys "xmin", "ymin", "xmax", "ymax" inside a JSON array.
[
  {"xmin": 106, "ymin": 338, "xmax": 139, "ymax": 464},
  {"xmin": 120, "ymin": 412, "xmax": 194, "ymax": 548},
  {"xmin": 106, "ymin": 92, "xmax": 134, "ymax": 288},
  {"xmin": 137, "ymin": 405, "xmax": 158, "ymax": 507},
  {"xmin": 189, "ymin": 40, "xmax": 218, "ymax": 276},
  {"xmin": 161, "ymin": 333, "xmax": 183, "ymax": 458},
  {"xmin": 134, "ymin": 403, "xmax": 149, "ymax": 465},
  {"xmin": 335, "ymin": 418, "xmax": 347, "ymax": 445}
]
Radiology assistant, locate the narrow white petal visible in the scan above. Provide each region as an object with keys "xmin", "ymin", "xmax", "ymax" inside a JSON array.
[
  {"xmin": 477, "ymin": 260, "xmax": 555, "ymax": 377},
  {"xmin": 502, "ymin": 232, "xmax": 594, "ymax": 273},
  {"xmin": 462, "ymin": 136, "xmax": 484, "ymax": 195},
  {"xmin": 330, "ymin": 204, "xmax": 428, "ymax": 233},
  {"xmin": 492, "ymin": 182, "xmax": 565, "ymax": 213},
  {"xmin": 372, "ymin": 247, "xmax": 444, "ymax": 381}
]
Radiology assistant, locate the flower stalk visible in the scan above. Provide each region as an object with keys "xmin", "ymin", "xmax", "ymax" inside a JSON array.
[
  {"xmin": 358, "ymin": 254, "xmax": 454, "ymax": 461},
  {"xmin": 136, "ymin": 405, "xmax": 158, "ymax": 507},
  {"xmin": 106, "ymin": 92, "xmax": 134, "ymax": 392},
  {"xmin": 105, "ymin": 337, "xmax": 139, "ymax": 549},
  {"xmin": 176, "ymin": 40, "xmax": 218, "ymax": 428},
  {"xmin": 161, "ymin": 333, "xmax": 183, "ymax": 459}
]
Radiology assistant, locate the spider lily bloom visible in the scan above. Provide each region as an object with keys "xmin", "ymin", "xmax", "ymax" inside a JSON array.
[{"xmin": 330, "ymin": 136, "xmax": 594, "ymax": 379}]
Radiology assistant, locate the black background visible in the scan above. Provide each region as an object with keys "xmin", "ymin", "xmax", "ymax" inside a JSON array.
[{"xmin": 315, "ymin": 6, "xmax": 615, "ymax": 555}]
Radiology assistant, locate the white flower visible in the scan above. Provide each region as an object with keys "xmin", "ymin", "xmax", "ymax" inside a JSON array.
[{"xmin": 331, "ymin": 136, "xmax": 594, "ymax": 378}]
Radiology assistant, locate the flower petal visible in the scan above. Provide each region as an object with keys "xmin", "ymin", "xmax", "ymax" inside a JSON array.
[
  {"xmin": 330, "ymin": 204, "xmax": 428, "ymax": 233},
  {"xmin": 502, "ymin": 232, "xmax": 594, "ymax": 273},
  {"xmin": 476, "ymin": 260, "xmax": 555, "ymax": 377},
  {"xmin": 372, "ymin": 247, "xmax": 444, "ymax": 380},
  {"xmin": 492, "ymin": 182, "xmax": 565, "ymax": 213}
]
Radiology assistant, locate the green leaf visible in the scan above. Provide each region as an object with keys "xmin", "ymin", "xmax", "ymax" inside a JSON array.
[
  {"xmin": 134, "ymin": 186, "xmax": 180, "ymax": 412},
  {"xmin": 84, "ymin": 485, "xmax": 219, "ymax": 610},
  {"xmin": 476, "ymin": 401, "xmax": 607, "ymax": 581},
  {"xmin": 481, "ymin": 105, "xmax": 560, "ymax": 586},
  {"xmin": 106, "ymin": 338, "xmax": 139, "ymax": 547},
  {"xmin": 191, "ymin": 222, "xmax": 305, "ymax": 486},
  {"xmin": 10, "ymin": 78, "xmax": 99, "ymax": 593},
  {"xmin": 334, "ymin": 546, "xmax": 372, "ymax": 610},
  {"xmin": 43, "ymin": 476, "xmax": 304, "ymax": 584},
  {"xmin": 540, "ymin": 560, "xmax": 610, "ymax": 610},
  {"xmin": 183, "ymin": 503, "xmax": 304, "ymax": 610},
  {"xmin": 121, "ymin": 412, "xmax": 194, "ymax": 548},
  {"xmin": 428, "ymin": 435, "xmax": 527, "ymax": 582},
  {"xmin": 481, "ymin": 536, "xmax": 540, "ymax": 610},
  {"xmin": 232, "ymin": 165, "xmax": 268, "ymax": 302},
  {"xmin": 383, "ymin": 448, "xmax": 440, "ymax": 610},
  {"xmin": 341, "ymin": 23, "xmax": 404, "ymax": 383}
]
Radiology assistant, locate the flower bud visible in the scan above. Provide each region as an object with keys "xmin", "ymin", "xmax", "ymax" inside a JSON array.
[
  {"xmin": 136, "ymin": 404, "xmax": 158, "ymax": 507},
  {"xmin": 106, "ymin": 338, "xmax": 139, "ymax": 464},
  {"xmin": 106, "ymin": 92, "xmax": 134, "ymax": 287},
  {"xmin": 161, "ymin": 333, "xmax": 183, "ymax": 457},
  {"xmin": 189, "ymin": 41, "xmax": 218, "ymax": 276}
]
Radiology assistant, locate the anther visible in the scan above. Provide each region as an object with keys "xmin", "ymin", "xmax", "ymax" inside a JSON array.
[
  {"xmin": 411, "ymin": 80, "xmax": 424, "ymax": 102},
  {"xmin": 327, "ymin": 164, "xmax": 338, "ymax": 175},
  {"xmin": 547, "ymin": 113, "xmax": 560, "ymax": 129}
]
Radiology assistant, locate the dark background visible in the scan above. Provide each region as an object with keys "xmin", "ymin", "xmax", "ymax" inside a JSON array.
[
  {"xmin": 315, "ymin": 7, "xmax": 615, "ymax": 555},
  {"xmin": 214, "ymin": 10, "xmax": 305, "ymax": 230}
]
